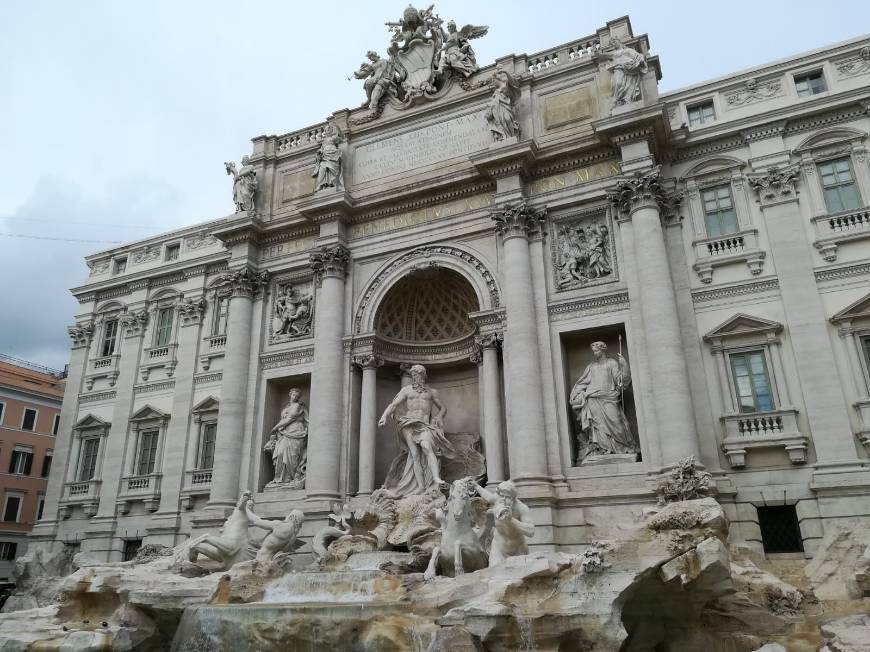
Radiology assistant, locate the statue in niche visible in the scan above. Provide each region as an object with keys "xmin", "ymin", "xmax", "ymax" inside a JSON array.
[
  {"xmin": 224, "ymin": 156, "xmax": 258, "ymax": 213},
  {"xmin": 312, "ymin": 125, "xmax": 344, "ymax": 191},
  {"xmin": 264, "ymin": 389, "xmax": 308, "ymax": 488},
  {"xmin": 436, "ymin": 20, "xmax": 488, "ymax": 79},
  {"xmin": 484, "ymin": 69, "xmax": 520, "ymax": 142},
  {"xmin": 556, "ymin": 223, "xmax": 612, "ymax": 287},
  {"xmin": 569, "ymin": 341, "xmax": 639, "ymax": 464},
  {"xmin": 598, "ymin": 37, "xmax": 647, "ymax": 107},
  {"xmin": 379, "ymin": 364, "xmax": 456, "ymax": 496},
  {"xmin": 274, "ymin": 284, "xmax": 312, "ymax": 337},
  {"xmin": 350, "ymin": 50, "xmax": 396, "ymax": 112},
  {"xmin": 474, "ymin": 480, "xmax": 535, "ymax": 567}
]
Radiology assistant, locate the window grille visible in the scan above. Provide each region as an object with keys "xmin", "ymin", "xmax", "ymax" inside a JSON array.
[{"xmin": 757, "ymin": 505, "xmax": 804, "ymax": 553}]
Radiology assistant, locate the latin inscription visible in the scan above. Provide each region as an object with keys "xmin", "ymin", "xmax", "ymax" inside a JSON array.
[
  {"xmin": 528, "ymin": 161, "xmax": 621, "ymax": 196},
  {"xmin": 350, "ymin": 194, "xmax": 495, "ymax": 239},
  {"xmin": 260, "ymin": 236, "xmax": 316, "ymax": 262},
  {"xmin": 353, "ymin": 113, "xmax": 491, "ymax": 183}
]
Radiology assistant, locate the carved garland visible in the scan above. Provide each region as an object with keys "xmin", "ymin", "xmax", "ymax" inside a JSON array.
[{"xmin": 353, "ymin": 245, "xmax": 501, "ymax": 334}]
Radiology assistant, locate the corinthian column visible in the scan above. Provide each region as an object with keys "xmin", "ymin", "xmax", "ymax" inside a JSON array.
[
  {"xmin": 610, "ymin": 167, "xmax": 700, "ymax": 464},
  {"xmin": 477, "ymin": 333, "xmax": 506, "ymax": 484},
  {"xmin": 207, "ymin": 267, "xmax": 269, "ymax": 510},
  {"xmin": 306, "ymin": 244, "xmax": 350, "ymax": 501},
  {"xmin": 492, "ymin": 202, "xmax": 550, "ymax": 484},
  {"xmin": 354, "ymin": 354, "xmax": 383, "ymax": 496}
]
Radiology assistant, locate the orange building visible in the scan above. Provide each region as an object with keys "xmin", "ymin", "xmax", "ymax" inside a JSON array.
[{"xmin": 0, "ymin": 356, "xmax": 65, "ymax": 581}]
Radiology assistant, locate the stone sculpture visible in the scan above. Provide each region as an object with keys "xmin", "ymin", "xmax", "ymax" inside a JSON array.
[
  {"xmin": 312, "ymin": 491, "xmax": 399, "ymax": 565},
  {"xmin": 264, "ymin": 389, "xmax": 308, "ymax": 488},
  {"xmin": 184, "ymin": 491, "xmax": 255, "ymax": 570},
  {"xmin": 569, "ymin": 341, "xmax": 639, "ymax": 464},
  {"xmin": 436, "ymin": 20, "xmax": 488, "ymax": 79},
  {"xmin": 243, "ymin": 502, "xmax": 305, "ymax": 567},
  {"xmin": 274, "ymin": 284, "xmax": 312, "ymax": 337},
  {"xmin": 312, "ymin": 125, "xmax": 344, "ymax": 191},
  {"xmin": 598, "ymin": 37, "xmax": 647, "ymax": 107},
  {"xmin": 350, "ymin": 51, "xmax": 396, "ymax": 112},
  {"xmin": 556, "ymin": 223, "xmax": 613, "ymax": 287},
  {"xmin": 424, "ymin": 477, "xmax": 488, "ymax": 579},
  {"xmin": 224, "ymin": 156, "xmax": 258, "ymax": 213},
  {"xmin": 484, "ymin": 69, "xmax": 520, "ymax": 141},
  {"xmin": 379, "ymin": 363, "xmax": 456, "ymax": 496},
  {"xmin": 474, "ymin": 480, "xmax": 535, "ymax": 566},
  {"xmin": 655, "ymin": 456, "xmax": 713, "ymax": 504}
]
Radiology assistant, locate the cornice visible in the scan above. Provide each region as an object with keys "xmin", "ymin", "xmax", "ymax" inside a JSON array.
[
  {"xmin": 691, "ymin": 278, "xmax": 780, "ymax": 305},
  {"xmin": 260, "ymin": 347, "xmax": 316, "ymax": 369},
  {"xmin": 547, "ymin": 291, "xmax": 629, "ymax": 320}
]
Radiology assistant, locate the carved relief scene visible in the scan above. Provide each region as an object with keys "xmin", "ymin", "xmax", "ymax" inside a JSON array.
[
  {"xmin": 551, "ymin": 211, "xmax": 616, "ymax": 290},
  {"xmin": 269, "ymin": 279, "xmax": 314, "ymax": 343}
]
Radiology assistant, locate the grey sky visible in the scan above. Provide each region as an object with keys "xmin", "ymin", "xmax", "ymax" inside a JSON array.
[{"xmin": 2, "ymin": 0, "xmax": 869, "ymax": 370}]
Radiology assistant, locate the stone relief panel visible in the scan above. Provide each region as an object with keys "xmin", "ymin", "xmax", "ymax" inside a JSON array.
[
  {"xmin": 550, "ymin": 210, "xmax": 617, "ymax": 291},
  {"xmin": 723, "ymin": 77, "xmax": 784, "ymax": 110},
  {"xmin": 835, "ymin": 47, "xmax": 870, "ymax": 78},
  {"xmin": 269, "ymin": 278, "xmax": 315, "ymax": 344}
]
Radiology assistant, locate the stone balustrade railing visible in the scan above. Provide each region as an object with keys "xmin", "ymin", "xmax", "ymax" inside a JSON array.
[
  {"xmin": 720, "ymin": 408, "xmax": 808, "ymax": 467},
  {"xmin": 691, "ymin": 229, "xmax": 764, "ymax": 283},
  {"xmin": 63, "ymin": 479, "xmax": 101, "ymax": 502},
  {"xmin": 527, "ymin": 37, "xmax": 601, "ymax": 73},
  {"xmin": 188, "ymin": 469, "xmax": 213, "ymax": 486},
  {"xmin": 276, "ymin": 124, "xmax": 328, "ymax": 153},
  {"xmin": 207, "ymin": 335, "xmax": 226, "ymax": 349},
  {"xmin": 812, "ymin": 206, "xmax": 870, "ymax": 262}
]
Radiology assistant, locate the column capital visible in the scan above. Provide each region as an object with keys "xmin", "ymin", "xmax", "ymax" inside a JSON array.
[
  {"xmin": 178, "ymin": 297, "xmax": 207, "ymax": 327},
  {"xmin": 747, "ymin": 164, "xmax": 801, "ymax": 206},
  {"xmin": 491, "ymin": 201, "xmax": 546, "ymax": 240},
  {"xmin": 608, "ymin": 165, "xmax": 682, "ymax": 220},
  {"xmin": 119, "ymin": 309, "xmax": 149, "ymax": 338},
  {"xmin": 67, "ymin": 322, "xmax": 95, "ymax": 349},
  {"xmin": 219, "ymin": 266, "xmax": 270, "ymax": 299},
  {"xmin": 309, "ymin": 244, "xmax": 350, "ymax": 281},
  {"xmin": 475, "ymin": 332, "xmax": 503, "ymax": 351},
  {"xmin": 469, "ymin": 347, "xmax": 483, "ymax": 365},
  {"xmin": 354, "ymin": 354, "xmax": 384, "ymax": 371}
]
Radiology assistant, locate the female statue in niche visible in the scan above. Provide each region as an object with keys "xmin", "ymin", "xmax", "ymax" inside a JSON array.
[{"xmin": 264, "ymin": 388, "xmax": 308, "ymax": 488}]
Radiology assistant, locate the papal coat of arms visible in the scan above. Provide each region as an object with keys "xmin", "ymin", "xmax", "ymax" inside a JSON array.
[{"xmin": 350, "ymin": 5, "xmax": 488, "ymax": 121}]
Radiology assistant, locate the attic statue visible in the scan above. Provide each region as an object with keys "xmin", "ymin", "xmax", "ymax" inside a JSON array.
[{"xmin": 224, "ymin": 156, "xmax": 257, "ymax": 213}]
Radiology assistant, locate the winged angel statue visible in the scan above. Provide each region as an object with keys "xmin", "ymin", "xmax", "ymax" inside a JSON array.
[{"xmin": 350, "ymin": 5, "xmax": 488, "ymax": 120}]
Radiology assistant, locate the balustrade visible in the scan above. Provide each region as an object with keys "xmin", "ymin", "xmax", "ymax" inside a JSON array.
[{"xmin": 720, "ymin": 408, "xmax": 807, "ymax": 467}]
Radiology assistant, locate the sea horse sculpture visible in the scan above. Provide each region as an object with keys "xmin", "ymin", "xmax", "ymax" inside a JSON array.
[{"xmin": 424, "ymin": 477, "xmax": 488, "ymax": 579}]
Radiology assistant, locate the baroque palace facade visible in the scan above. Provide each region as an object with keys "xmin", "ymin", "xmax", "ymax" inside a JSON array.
[{"xmin": 31, "ymin": 14, "xmax": 870, "ymax": 561}]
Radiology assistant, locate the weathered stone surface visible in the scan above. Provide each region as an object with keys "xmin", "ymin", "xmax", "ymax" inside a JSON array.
[
  {"xmin": 819, "ymin": 614, "xmax": 870, "ymax": 652},
  {"xmin": 804, "ymin": 525, "xmax": 870, "ymax": 601}
]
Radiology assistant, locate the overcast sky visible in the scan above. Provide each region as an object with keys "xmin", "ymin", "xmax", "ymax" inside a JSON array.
[{"xmin": 2, "ymin": 1, "xmax": 869, "ymax": 370}]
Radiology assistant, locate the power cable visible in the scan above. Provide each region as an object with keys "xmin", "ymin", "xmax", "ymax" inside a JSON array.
[{"xmin": 0, "ymin": 233, "xmax": 123, "ymax": 244}]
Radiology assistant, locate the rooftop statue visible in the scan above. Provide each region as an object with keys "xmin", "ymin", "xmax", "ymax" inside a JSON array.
[
  {"xmin": 597, "ymin": 37, "xmax": 647, "ymax": 108},
  {"xmin": 224, "ymin": 156, "xmax": 257, "ymax": 213},
  {"xmin": 484, "ymin": 68, "xmax": 520, "ymax": 141},
  {"xmin": 312, "ymin": 125, "xmax": 344, "ymax": 192},
  {"xmin": 436, "ymin": 20, "xmax": 488, "ymax": 79}
]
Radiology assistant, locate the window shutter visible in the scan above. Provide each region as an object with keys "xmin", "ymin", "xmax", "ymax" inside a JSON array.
[{"xmin": 23, "ymin": 452, "xmax": 33, "ymax": 475}]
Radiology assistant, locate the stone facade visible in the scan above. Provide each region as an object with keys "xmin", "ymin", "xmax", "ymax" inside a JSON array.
[{"xmin": 31, "ymin": 15, "xmax": 870, "ymax": 563}]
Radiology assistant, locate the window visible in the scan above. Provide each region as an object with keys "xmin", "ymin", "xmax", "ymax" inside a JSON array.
[
  {"xmin": 135, "ymin": 430, "xmax": 159, "ymax": 476},
  {"xmin": 21, "ymin": 408, "xmax": 37, "ymax": 432},
  {"xmin": 794, "ymin": 70, "xmax": 826, "ymax": 97},
  {"xmin": 198, "ymin": 422, "xmax": 217, "ymax": 470},
  {"xmin": 818, "ymin": 158, "xmax": 861, "ymax": 214},
  {"xmin": 212, "ymin": 296, "xmax": 229, "ymax": 336},
  {"xmin": 688, "ymin": 101, "xmax": 715, "ymax": 126},
  {"xmin": 2, "ymin": 494, "xmax": 23, "ymax": 523},
  {"xmin": 52, "ymin": 414, "xmax": 60, "ymax": 436},
  {"xmin": 41, "ymin": 450, "xmax": 53, "ymax": 478},
  {"xmin": 757, "ymin": 505, "xmax": 804, "ymax": 553},
  {"xmin": 154, "ymin": 308, "xmax": 174, "ymax": 347},
  {"xmin": 122, "ymin": 538, "xmax": 143, "ymax": 562},
  {"xmin": 8, "ymin": 447, "xmax": 33, "ymax": 475},
  {"xmin": 100, "ymin": 319, "xmax": 119, "ymax": 357},
  {"xmin": 0, "ymin": 402, "xmax": 5, "ymax": 426},
  {"xmin": 165, "ymin": 243, "xmax": 180, "ymax": 261},
  {"xmin": 0, "ymin": 542, "xmax": 18, "ymax": 561},
  {"xmin": 78, "ymin": 438, "xmax": 100, "ymax": 481},
  {"xmin": 37, "ymin": 497, "xmax": 45, "ymax": 521},
  {"xmin": 113, "ymin": 257, "xmax": 127, "ymax": 275},
  {"xmin": 702, "ymin": 185, "xmax": 739, "ymax": 237},
  {"xmin": 730, "ymin": 350, "xmax": 774, "ymax": 413}
]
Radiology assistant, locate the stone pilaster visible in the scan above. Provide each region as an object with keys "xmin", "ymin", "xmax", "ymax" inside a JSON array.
[
  {"xmin": 749, "ymin": 166, "xmax": 859, "ymax": 468},
  {"xmin": 610, "ymin": 166, "xmax": 700, "ymax": 466},
  {"xmin": 150, "ymin": 295, "xmax": 206, "ymax": 541},
  {"xmin": 306, "ymin": 244, "xmax": 350, "ymax": 501},
  {"xmin": 492, "ymin": 202, "xmax": 550, "ymax": 485},
  {"xmin": 207, "ymin": 267, "xmax": 269, "ymax": 510},
  {"xmin": 354, "ymin": 354, "xmax": 383, "ymax": 496},
  {"xmin": 476, "ymin": 333, "xmax": 506, "ymax": 484}
]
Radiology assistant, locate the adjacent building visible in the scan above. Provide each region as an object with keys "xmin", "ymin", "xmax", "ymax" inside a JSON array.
[
  {"xmin": 29, "ymin": 13, "xmax": 870, "ymax": 562},
  {"xmin": 0, "ymin": 356, "xmax": 64, "ymax": 580}
]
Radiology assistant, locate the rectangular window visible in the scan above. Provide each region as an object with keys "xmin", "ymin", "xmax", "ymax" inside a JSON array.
[
  {"xmin": 212, "ymin": 296, "xmax": 229, "ymax": 336},
  {"xmin": 757, "ymin": 505, "xmax": 804, "ymax": 553},
  {"xmin": 78, "ymin": 438, "xmax": 100, "ymax": 481},
  {"xmin": 0, "ymin": 542, "xmax": 18, "ymax": 561},
  {"xmin": 100, "ymin": 319, "xmax": 119, "ymax": 357},
  {"xmin": 21, "ymin": 408, "xmax": 37, "ymax": 431},
  {"xmin": 0, "ymin": 402, "xmax": 5, "ymax": 426},
  {"xmin": 198, "ymin": 423, "xmax": 217, "ymax": 470},
  {"xmin": 165, "ymin": 243, "xmax": 180, "ymax": 261},
  {"xmin": 52, "ymin": 414, "xmax": 60, "ymax": 436},
  {"xmin": 136, "ymin": 430, "xmax": 159, "ymax": 476},
  {"xmin": 9, "ymin": 448, "xmax": 33, "ymax": 475},
  {"xmin": 113, "ymin": 257, "xmax": 127, "ymax": 275},
  {"xmin": 155, "ymin": 308, "xmax": 174, "ymax": 347},
  {"xmin": 730, "ymin": 350, "xmax": 774, "ymax": 414},
  {"xmin": 794, "ymin": 70, "xmax": 826, "ymax": 97},
  {"xmin": 687, "ymin": 101, "xmax": 715, "ymax": 126},
  {"xmin": 41, "ymin": 451, "xmax": 53, "ymax": 478},
  {"xmin": 702, "ymin": 185, "xmax": 739, "ymax": 237},
  {"xmin": 37, "ymin": 497, "xmax": 45, "ymax": 521},
  {"xmin": 818, "ymin": 158, "xmax": 861, "ymax": 214},
  {"xmin": 122, "ymin": 538, "xmax": 143, "ymax": 562},
  {"xmin": 2, "ymin": 494, "xmax": 22, "ymax": 522}
]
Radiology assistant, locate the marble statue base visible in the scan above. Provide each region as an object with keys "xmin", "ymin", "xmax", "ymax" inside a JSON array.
[
  {"xmin": 263, "ymin": 480, "xmax": 305, "ymax": 492},
  {"xmin": 580, "ymin": 452, "xmax": 639, "ymax": 467}
]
